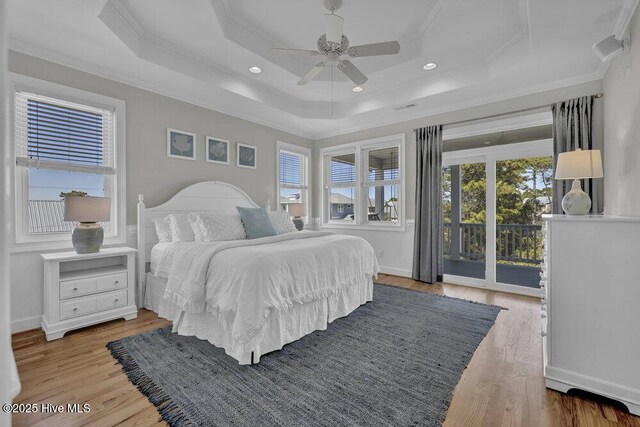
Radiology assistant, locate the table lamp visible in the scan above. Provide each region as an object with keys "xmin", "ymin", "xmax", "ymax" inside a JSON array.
[
  {"xmin": 64, "ymin": 196, "xmax": 111, "ymax": 253},
  {"xmin": 288, "ymin": 203, "xmax": 305, "ymax": 231},
  {"xmin": 554, "ymin": 148, "xmax": 603, "ymax": 215}
]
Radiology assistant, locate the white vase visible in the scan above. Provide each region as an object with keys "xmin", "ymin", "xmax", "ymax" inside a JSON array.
[{"xmin": 561, "ymin": 179, "xmax": 591, "ymax": 215}]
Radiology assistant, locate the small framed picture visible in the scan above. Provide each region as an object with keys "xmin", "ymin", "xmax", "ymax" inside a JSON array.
[
  {"xmin": 206, "ymin": 136, "xmax": 230, "ymax": 165},
  {"xmin": 237, "ymin": 143, "xmax": 257, "ymax": 169},
  {"xmin": 167, "ymin": 128, "xmax": 196, "ymax": 160}
]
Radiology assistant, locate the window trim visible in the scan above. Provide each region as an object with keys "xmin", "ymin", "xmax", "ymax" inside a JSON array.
[
  {"xmin": 320, "ymin": 133, "xmax": 406, "ymax": 232},
  {"xmin": 276, "ymin": 141, "xmax": 311, "ymax": 225},
  {"xmin": 9, "ymin": 73, "xmax": 127, "ymax": 252}
]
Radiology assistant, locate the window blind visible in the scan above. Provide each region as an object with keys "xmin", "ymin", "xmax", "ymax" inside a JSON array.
[
  {"xmin": 367, "ymin": 147, "xmax": 399, "ymax": 181},
  {"xmin": 279, "ymin": 151, "xmax": 303, "ymax": 186},
  {"xmin": 330, "ymin": 153, "xmax": 356, "ymax": 184},
  {"xmin": 15, "ymin": 91, "xmax": 115, "ymax": 175}
]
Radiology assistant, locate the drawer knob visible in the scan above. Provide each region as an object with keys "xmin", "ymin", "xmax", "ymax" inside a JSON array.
[
  {"xmin": 115, "ymin": 280, "xmax": 119, "ymax": 284},
  {"xmin": 73, "ymin": 307, "xmax": 78, "ymax": 312},
  {"xmin": 115, "ymin": 298, "xmax": 119, "ymax": 302},
  {"xmin": 73, "ymin": 287, "xmax": 78, "ymax": 291}
]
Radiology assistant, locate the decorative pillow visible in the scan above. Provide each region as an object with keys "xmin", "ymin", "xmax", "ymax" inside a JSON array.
[
  {"xmin": 197, "ymin": 212, "xmax": 246, "ymax": 241},
  {"xmin": 237, "ymin": 207, "xmax": 277, "ymax": 239},
  {"xmin": 154, "ymin": 218, "xmax": 172, "ymax": 242},
  {"xmin": 269, "ymin": 210, "xmax": 297, "ymax": 235},
  {"xmin": 166, "ymin": 214, "xmax": 195, "ymax": 242},
  {"xmin": 188, "ymin": 212, "xmax": 205, "ymax": 242}
]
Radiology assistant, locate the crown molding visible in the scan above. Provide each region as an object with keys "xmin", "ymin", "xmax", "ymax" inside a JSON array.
[{"xmin": 8, "ymin": 39, "xmax": 318, "ymax": 139}]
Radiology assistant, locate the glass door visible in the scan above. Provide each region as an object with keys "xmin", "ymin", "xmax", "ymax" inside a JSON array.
[
  {"xmin": 443, "ymin": 159, "xmax": 487, "ymax": 282},
  {"xmin": 495, "ymin": 156, "xmax": 553, "ymax": 287}
]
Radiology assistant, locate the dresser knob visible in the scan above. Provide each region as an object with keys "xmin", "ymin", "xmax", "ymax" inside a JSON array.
[
  {"xmin": 115, "ymin": 280, "xmax": 119, "ymax": 284},
  {"xmin": 115, "ymin": 298, "xmax": 119, "ymax": 302},
  {"xmin": 73, "ymin": 307, "xmax": 78, "ymax": 312},
  {"xmin": 73, "ymin": 287, "xmax": 78, "ymax": 291}
]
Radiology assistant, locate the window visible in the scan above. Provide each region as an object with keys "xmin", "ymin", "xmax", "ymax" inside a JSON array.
[
  {"xmin": 12, "ymin": 75, "xmax": 126, "ymax": 248},
  {"xmin": 321, "ymin": 134, "xmax": 405, "ymax": 229},
  {"xmin": 277, "ymin": 142, "xmax": 310, "ymax": 223}
]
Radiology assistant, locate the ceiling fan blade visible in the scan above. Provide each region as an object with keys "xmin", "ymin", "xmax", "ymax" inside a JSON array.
[
  {"xmin": 298, "ymin": 62, "xmax": 326, "ymax": 85},
  {"xmin": 270, "ymin": 48, "xmax": 320, "ymax": 56},
  {"xmin": 347, "ymin": 41, "xmax": 400, "ymax": 57},
  {"xmin": 338, "ymin": 60, "xmax": 368, "ymax": 85},
  {"xmin": 325, "ymin": 13, "xmax": 344, "ymax": 44}
]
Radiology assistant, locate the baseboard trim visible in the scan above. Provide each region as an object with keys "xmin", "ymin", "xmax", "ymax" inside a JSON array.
[
  {"xmin": 545, "ymin": 365, "xmax": 640, "ymax": 415},
  {"xmin": 11, "ymin": 315, "xmax": 43, "ymax": 334},
  {"xmin": 379, "ymin": 266, "xmax": 412, "ymax": 277}
]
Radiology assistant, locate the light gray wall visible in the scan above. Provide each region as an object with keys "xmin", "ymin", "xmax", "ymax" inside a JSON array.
[
  {"xmin": 603, "ymin": 6, "xmax": 640, "ymax": 217},
  {"xmin": 8, "ymin": 51, "xmax": 314, "ymax": 223},
  {"xmin": 312, "ymin": 79, "xmax": 604, "ymax": 220},
  {"xmin": 7, "ymin": 51, "xmax": 313, "ymax": 329}
]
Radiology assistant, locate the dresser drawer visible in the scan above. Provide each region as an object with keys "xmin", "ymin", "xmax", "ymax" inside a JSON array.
[
  {"xmin": 60, "ymin": 297, "xmax": 98, "ymax": 320},
  {"xmin": 60, "ymin": 278, "xmax": 98, "ymax": 300},
  {"xmin": 96, "ymin": 273, "xmax": 127, "ymax": 293},
  {"xmin": 96, "ymin": 290, "xmax": 127, "ymax": 311}
]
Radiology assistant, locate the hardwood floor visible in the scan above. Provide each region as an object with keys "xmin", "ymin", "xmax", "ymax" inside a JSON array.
[{"xmin": 11, "ymin": 275, "xmax": 640, "ymax": 427}]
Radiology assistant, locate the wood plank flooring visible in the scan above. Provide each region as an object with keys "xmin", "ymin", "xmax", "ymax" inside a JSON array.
[{"xmin": 11, "ymin": 274, "xmax": 640, "ymax": 426}]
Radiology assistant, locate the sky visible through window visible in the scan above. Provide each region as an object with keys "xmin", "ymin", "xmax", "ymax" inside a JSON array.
[{"xmin": 29, "ymin": 169, "xmax": 105, "ymax": 200}]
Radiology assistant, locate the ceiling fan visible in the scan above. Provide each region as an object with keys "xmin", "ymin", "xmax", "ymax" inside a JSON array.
[{"xmin": 271, "ymin": 0, "xmax": 401, "ymax": 86}]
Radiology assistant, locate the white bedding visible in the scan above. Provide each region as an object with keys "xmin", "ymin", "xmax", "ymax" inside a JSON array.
[
  {"xmin": 150, "ymin": 242, "xmax": 172, "ymax": 275},
  {"xmin": 155, "ymin": 231, "xmax": 379, "ymax": 363}
]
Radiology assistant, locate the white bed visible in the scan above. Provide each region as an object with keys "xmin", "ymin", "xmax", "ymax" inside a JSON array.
[{"xmin": 137, "ymin": 181, "xmax": 379, "ymax": 364}]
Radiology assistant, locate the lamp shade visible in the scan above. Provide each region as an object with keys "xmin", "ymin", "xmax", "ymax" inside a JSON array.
[
  {"xmin": 554, "ymin": 149, "xmax": 603, "ymax": 180},
  {"xmin": 64, "ymin": 196, "xmax": 111, "ymax": 222},
  {"xmin": 288, "ymin": 203, "xmax": 306, "ymax": 217}
]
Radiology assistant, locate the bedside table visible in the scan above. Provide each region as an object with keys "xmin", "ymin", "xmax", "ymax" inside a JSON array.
[{"xmin": 41, "ymin": 247, "xmax": 138, "ymax": 341}]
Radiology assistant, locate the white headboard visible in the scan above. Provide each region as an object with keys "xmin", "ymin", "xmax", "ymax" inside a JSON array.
[{"xmin": 136, "ymin": 181, "xmax": 268, "ymax": 306}]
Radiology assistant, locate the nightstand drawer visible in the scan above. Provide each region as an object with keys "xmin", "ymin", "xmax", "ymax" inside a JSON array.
[
  {"xmin": 60, "ymin": 278, "xmax": 98, "ymax": 300},
  {"xmin": 96, "ymin": 273, "xmax": 127, "ymax": 293},
  {"xmin": 96, "ymin": 290, "xmax": 127, "ymax": 311},
  {"xmin": 60, "ymin": 297, "xmax": 98, "ymax": 320}
]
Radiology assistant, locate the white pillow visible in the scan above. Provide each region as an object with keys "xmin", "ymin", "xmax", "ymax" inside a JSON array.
[
  {"xmin": 166, "ymin": 214, "xmax": 195, "ymax": 242},
  {"xmin": 154, "ymin": 218, "xmax": 172, "ymax": 242},
  {"xmin": 188, "ymin": 212, "xmax": 205, "ymax": 242},
  {"xmin": 197, "ymin": 212, "xmax": 246, "ymax": 241},
  {"xmin": 269, "ymin": 210, "xmax": 298, "ymax": 234}
]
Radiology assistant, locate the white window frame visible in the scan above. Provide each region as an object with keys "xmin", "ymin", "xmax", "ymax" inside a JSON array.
[
  {"xmin": 276, "ymin": 141, "xmax": 311, "ymax": 224},
  {"xmin": 9, "ymin": 73, "xmax": 127, "ymax": 252},
  {"xmin": 320, "ymin": 133, "xmax": 406, "ymax": 232}
]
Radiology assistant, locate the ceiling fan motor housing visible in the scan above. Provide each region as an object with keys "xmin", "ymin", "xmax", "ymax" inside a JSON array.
[{"xmin": 318, "ymin": 34, "xmax": 349, "ymax": 57}]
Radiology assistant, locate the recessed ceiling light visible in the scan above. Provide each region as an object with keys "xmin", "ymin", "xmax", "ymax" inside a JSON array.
[
  {"xmin": 352, "ymin": 86, "xmax": 364, "ymax": 93},
  {"xmin": 249, "ymin": 66, "xmax": 262, "ymax": 74},
  {"xmin": 422, "ymin": 62, "xmax": 437, "ymax": 71}
]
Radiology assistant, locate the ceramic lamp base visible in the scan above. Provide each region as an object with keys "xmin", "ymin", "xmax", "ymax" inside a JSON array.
[
  {"xmin": 293, "ymin": 219, "xmax": 304, "ymax": 231},
  {"xmin": 72, "ymin": 222, "xmax": 104, "ymax": 253},
  {"xmin": 561, "ymin": 179, "xmax": 592, "ymax": 215}
]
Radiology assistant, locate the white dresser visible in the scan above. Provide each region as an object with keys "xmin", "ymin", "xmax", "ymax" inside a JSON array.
[
  {"xmin": 541, "ymin": 214, "xmax": 640, "ymax": 415},
  {"xmin": 41, "ymin": 247, "xmax": 138, "ymax": 340}
]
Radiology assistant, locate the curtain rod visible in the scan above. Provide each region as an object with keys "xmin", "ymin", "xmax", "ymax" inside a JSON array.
[{"xmin": 427, "ymin": 92, "xmax": 604, "ymax": 130}]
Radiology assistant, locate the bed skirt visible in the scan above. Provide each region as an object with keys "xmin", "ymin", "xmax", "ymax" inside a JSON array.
[{"xmin": 144, "ymin": 272, "xmax": 374, "ymax": 364}]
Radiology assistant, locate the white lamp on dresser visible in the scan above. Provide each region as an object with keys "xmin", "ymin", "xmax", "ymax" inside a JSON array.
[
  {"xmin": 41, "ymin": 247, "xmax": 138, "ymax": 340},
  {"xmin": 554, "ymin": 148, "xmax": 603, "ymax": 215},
  {"xmin": 541, "ymin": 214, "xmax": 640, "ymax": 415}
]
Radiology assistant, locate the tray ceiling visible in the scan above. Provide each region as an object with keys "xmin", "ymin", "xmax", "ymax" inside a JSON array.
[{"xmin": 7, "ymin": 0, "xmax": 636, "ymax": 138}]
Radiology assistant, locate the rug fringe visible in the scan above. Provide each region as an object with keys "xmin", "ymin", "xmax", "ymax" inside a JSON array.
[{"xmin": 107, "ymin": 339, "xmax": 193, "ymax": 426}]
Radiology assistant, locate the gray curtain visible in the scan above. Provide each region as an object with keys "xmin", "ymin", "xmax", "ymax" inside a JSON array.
[
  {"xmin": 412, "ymin": 125, "xmax": 443, "ymax": 284},
  {"xmin": 551, "ymin": 95, "xmax": 604, "ymax": 214}
]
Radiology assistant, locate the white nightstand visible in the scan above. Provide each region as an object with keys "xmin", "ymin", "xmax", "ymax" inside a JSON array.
[{"xmin": 41, "ymin": 247, "xmax": 138, "ymax": 341}]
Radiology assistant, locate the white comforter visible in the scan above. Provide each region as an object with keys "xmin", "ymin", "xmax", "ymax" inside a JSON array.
[{"xmin": 156, "ymin": 231, "xmax": 379, "ymax": 353}]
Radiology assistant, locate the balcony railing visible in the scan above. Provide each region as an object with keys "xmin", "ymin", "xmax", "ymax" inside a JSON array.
[{"xmin": 444, "ymin": 223, "xmax": 543, "ymax": 265}]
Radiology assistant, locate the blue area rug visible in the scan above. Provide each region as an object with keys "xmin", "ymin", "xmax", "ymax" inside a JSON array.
[{"xmin": 108, "ymin": 283, "xmax": 502, "ymax": 426}]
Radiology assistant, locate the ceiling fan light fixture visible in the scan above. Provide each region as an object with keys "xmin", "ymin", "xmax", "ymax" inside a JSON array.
[
  {"xmin": 423, "ymin": 62, "xmax": 437, "ymax": 71},
  {"xmin": 249, "ymin": 66, "xmax": 262, "ymax": 74},
  {"xmin": 352, "ymin": 86, "xmax": 364, "ymax": 93}
]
